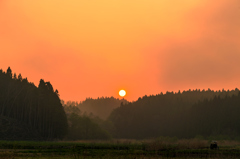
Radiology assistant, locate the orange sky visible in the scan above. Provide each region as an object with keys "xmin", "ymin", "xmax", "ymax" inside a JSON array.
[{"xmin": 1, "ymin": 0, "xmax": 240, "ymax": 102}]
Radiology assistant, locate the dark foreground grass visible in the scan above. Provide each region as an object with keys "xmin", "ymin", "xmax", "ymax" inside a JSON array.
[{"xmin": 0, "ymin": 139, "xmax": 240, "ymax": 159}]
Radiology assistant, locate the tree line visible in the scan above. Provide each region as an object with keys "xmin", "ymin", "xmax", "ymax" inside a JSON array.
[
  {"xmin": 108, "ymin": 89, "xmax": 240, "ymax": 139},
  {"xmin": 2, "ymin": 67, "xmax": 240, "ymax": 141},
  {"xmin": 0, "ymin": 67, "xmax": 68, "ymax": 140},
  {"xmin": 63, "ymin": 88, "xmax": 240, "ymax": 140}
]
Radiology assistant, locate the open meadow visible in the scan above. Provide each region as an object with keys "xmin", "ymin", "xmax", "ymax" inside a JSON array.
[{"xmin": 1, "ymin": 139, "xmax": 240, "ymax": 159}]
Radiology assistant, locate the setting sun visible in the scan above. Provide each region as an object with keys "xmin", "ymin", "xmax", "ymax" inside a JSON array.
[{"xmin": 119, "ymin": 90, "xmax": 126, "ymax": 97}]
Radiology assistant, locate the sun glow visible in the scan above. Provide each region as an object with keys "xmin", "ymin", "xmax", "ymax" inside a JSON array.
[{"xmin": 119, "ymin": 90, "xmax": 126, "ymax": 97}]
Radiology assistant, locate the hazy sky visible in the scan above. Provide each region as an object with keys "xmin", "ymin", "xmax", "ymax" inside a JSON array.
[{"xmin": 1, "ymin": 0, "xmax": 240, "ymax": 102}]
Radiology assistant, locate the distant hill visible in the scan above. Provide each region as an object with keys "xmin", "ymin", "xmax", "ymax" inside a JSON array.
[
  {"xmin": 63, "ymin": 97, "xmax": 128, "ymax": 120},
  {"xmin": 62, "ymin": 97, "xmax": 129, "ymax": 140}
]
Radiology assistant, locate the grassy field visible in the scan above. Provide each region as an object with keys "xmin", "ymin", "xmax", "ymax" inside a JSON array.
[{"xmin": 1, "ymin": 139, "xmax": 240, "ymax": 159}]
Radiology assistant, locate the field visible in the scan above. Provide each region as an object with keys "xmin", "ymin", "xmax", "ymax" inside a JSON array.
[{"xmin": 1, "ymin": 139, "xmax": 240, "ymax": 159}]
